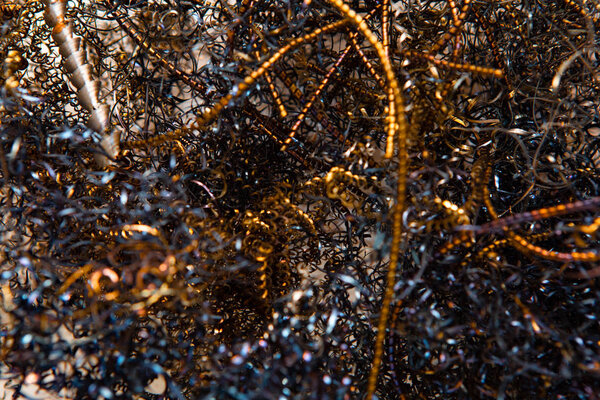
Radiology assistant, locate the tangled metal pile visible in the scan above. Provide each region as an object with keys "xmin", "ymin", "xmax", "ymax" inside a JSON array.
[{"xmin": 1, "ymin": 0, "xmax": 600, "ymax": 398}]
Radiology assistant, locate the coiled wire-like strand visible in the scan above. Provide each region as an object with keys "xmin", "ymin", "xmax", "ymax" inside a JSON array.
[{"xmin": 43, "ymin": 0, "xmax": 118, "ymax": 166}]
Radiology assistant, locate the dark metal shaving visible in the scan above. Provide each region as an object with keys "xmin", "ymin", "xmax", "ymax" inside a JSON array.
[{"xmin": 1, "ymin": 0, "xmax": 600, "ymax": 399}]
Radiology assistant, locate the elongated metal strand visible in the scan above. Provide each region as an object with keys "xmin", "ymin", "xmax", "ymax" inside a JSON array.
[{"xmin": 43, "ymin": 0, "xmax": 118, "ymax": 166}]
